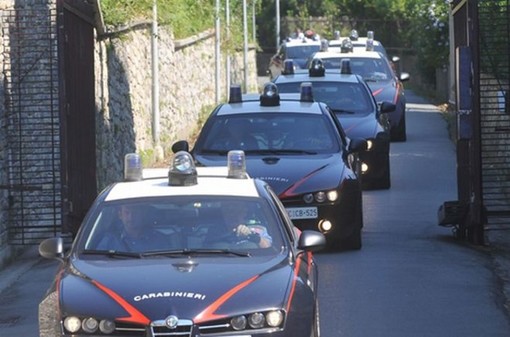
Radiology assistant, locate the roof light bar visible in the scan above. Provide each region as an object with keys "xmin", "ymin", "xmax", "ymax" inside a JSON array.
[
  {"xmin": 124, "ymin": 153, "xmax": 142, "ymax": 181},
  {"xmin": 282, "ymin": 59, "xmax": 295, "ymax": 75},
  {"xmin": 308, "ymin": 58, "xmax": 325, "ymax": 77},
  {"xmin": 366, "ymin": 30, "xmax": 374, "ymax": 51},
  {"xmin": 340, "ymin": 58, "xmax": 352, "ymax": 75},
  {"xmin": 229, "ymin": 84, "xmax": 243, "ymax": 103},
  {"xmin": 168, "ymin": 151, "xmax": 198, "ymax": 186},
  {"xmin": 227, "ymin": 150, "xmax": 247, "ymax": 179},
  {"xmin": 260, "ymin": 82, "xmax": 280, "ymax": 106},
  {"xmin": 300, "ymin": 82, "xmax": 314, "ymax": 102}
]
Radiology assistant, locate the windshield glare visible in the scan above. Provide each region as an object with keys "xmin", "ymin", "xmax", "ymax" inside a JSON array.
[
  {"xmin": 276, "ymin": 82, "xmax": 376, "ymax": 114},
  {"xmin": 199, "ymin": 114, "xmax": 340, "ymax": 153},
  {"xmin": 79, "ymin": 197, "xmax": 284, "ymax": 255},
  {"xmin": 314, "ymin": 57, "xmax": 393, "ymax": 81}
]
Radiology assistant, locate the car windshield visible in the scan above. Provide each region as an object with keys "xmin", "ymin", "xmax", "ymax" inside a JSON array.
[
  {"xmin": 286, "ymin": 45, "xmax": 321, "ymax": 59},
  {"xmin": 276, "ymin": 82, "xmax": 376, "ymax": 115},
  {"xmin": 198, "ymin": 113, "xmax": 340, "ymax": 154},
  {"xmin": 78, "ymin": 196, "xmax": 284, "ymax": 255},
  {"xmin": 316, "ymin": 57, "xmax": 393, "ymax": 81}
]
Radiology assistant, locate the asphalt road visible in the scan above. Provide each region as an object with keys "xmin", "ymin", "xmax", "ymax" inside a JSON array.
[
  {"xmin": 315, "ymin": 90, "xmax": 510, "ymax": 336},
  {"xmin": 1, "ymin": 90, "xmax": 510, "ymax": 336}
]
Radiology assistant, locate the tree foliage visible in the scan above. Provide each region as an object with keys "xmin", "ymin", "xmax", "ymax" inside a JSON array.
[{"xmin": 256, "ymin": 0, "xmax": 450, "ymax": 86}]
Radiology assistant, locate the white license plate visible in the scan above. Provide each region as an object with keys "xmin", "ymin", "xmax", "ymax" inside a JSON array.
[{"xmin": 286, "ymin": 207, "xmax": 318, "ymax": 219}]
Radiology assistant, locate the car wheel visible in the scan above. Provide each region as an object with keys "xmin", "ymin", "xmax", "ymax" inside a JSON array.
[
  {"xmin": 344, "ymin": 227, "xmax": 362, "ymax": 250},
  {"xmin": 311, "ymin": 298, "xmax": 321, "ymax": 337},
  {"xmin": 371, "ymin": 155, "xmax": 391, "ymax": 190},
  {"xmin": 391, "ymin": 112, "xmax": 406, "ymax": 141}
]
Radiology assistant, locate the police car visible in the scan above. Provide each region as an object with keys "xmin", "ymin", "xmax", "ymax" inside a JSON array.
[
  {"xmin": 268, "ymin": 35, "xmax": 322, "ymax": 80},
  {"xmin": 38, "ymin": 152, "xmax": 326, "ymax": 337},
  {"xmin": 273, "ymin": 59, "xmax": 395, "ymax": 190},
  {"xmin": 172, "ymin": 83, "xmax": 367, "ymax": 250},
  {"xmin": 328, "ymin": 30, "xmax": 389, "ymax": 58},
  {"xmin": 307, "ymin": 48, "xmax": 410, "ymax": 141}
]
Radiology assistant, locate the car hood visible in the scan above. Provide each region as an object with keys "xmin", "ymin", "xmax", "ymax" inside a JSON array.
[
  {"xmin": 366, "ymin": 79, "xmax": 399, "ymax": 104},
  {"xmin": 336, "ymin": 114, "xmax": 379, "ymax": 139},
  {"xmin": 194, "ymin": 153, "xmax": 346, "ymax": 197},
  {"xmin": 59, "ymin": 254, "xmax": 293, "ymax": 324}
]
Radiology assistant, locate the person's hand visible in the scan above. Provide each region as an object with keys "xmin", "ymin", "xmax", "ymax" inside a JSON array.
[{"xmin": 235, "ymin": 224, "xmax": 252, "ymax": 237}]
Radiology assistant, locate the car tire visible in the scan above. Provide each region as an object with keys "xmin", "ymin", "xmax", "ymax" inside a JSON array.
[
  {"xmin": 391, "ymin": 111, "xmax": 406, "ymax": 142},
  {"xmin": 311, "ymin": 298, "xmax": 321, "ymax": 337},
  {"xmin": 344, "ymin": 227, "xmax": 362, "ymax": 250}
]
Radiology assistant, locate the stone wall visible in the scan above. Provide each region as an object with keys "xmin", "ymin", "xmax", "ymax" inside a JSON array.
[{"xmin": 94, "ymin": 25, "xmax": 258, "ymax": 190}]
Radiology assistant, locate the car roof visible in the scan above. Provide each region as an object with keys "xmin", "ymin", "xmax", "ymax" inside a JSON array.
[
  {"xmin": 328, "ymin": 38, "xmax": 383, "ymax": 47},
  {"xmin": 215, "ymin": 97, "xmax": 326, "ymax": 116},
  {"xmin": 105, "ymin": 167, "xmax": 261, "ymax": 201},
  {"xmin": 311, "ymin": 50, "xmax": 384, "ymax": 60},
  {"xmin": 273, "ymin": 70, "xmax": 361, "ymax": 84},
  {"xmin": 283, "ymin": 37, "xmax": 322, "ymax": 47}
]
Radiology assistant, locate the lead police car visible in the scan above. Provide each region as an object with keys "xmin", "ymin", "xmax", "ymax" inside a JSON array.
[
  {"xmin": 273, "ymin": 59, "xmax": 395, "ymax": 190},
  {"xmin": 38, "ymin": 152, "xmax": 326, "ymax": 337},
  {"xmin": 172, "ymin": 84, "xmax": 366, "ymax": 250}
]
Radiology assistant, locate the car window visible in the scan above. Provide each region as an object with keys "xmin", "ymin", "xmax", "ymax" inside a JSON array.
[
  {"xmin": 319, "ymin": 57, "xmax": 393, "ymax": 80},
  {"xmin": 285, "ymin": 45, "xmax": 321, "ymax": 59},
  {"xmin": 199, "ymin": 114, "xmax": 341, "ymax": 153},
  {"xmin": 276, "ymin": 82, "xmax": 375, "ymax": 114},
  {"xmin": 79, "ymin": 196, "xmax": 284, "ymax": 254}
]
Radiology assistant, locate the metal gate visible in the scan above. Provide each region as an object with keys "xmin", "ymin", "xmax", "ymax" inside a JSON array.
[
  {"xmin": 1, "ymin": 5, "xmax": 62, "ymax": 244},
  {"xmin": 478, "ymin": 0, "xmax": 510, "ymax": 230}
]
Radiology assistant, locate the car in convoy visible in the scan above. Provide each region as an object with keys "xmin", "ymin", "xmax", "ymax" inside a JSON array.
[
  {"xmin": 38, "ymin": 152, "xmax": 326, "ymax": 337},
  {"xmin": 328, "ymin": 30, "xmax": 388, "ymax": 57},
  {"xmin": 268, "ymin": 35, "xmax": 322, "ymax": 80},
  {"xmin": 307, "ymin": 49, "xmax": 410, "ymax": 141},
  {"xmin": 172, "ymin": 83, "xmax": 367, "ymax": 250},
  {"xmin": 273, "ymin": 59, "xmax": 395, "ymax": 190}
]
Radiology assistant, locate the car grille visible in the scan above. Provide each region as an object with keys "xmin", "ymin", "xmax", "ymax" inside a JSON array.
[{"xmin": 151, "ymin": 319, "xmax": 193, "ymax": 337}]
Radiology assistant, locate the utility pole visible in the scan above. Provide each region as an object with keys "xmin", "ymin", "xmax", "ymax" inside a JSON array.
[
  {"xmin": 243, "ymin": 0, "xmax": 248, "ymax": 92},
  {"xmin": 151, "ymin": 0, "xmax": 163, "ymax": 160},
  {"xmin": 275, "ymin": 0, "xmax": 280, "ymax": 51},
  {"xmin": 215, "ymin": 0, "xmax": 221, "ymax": 103},
  {"xmin": 226, "ymin": 0, "xmax": 231, "ymax": 98}
]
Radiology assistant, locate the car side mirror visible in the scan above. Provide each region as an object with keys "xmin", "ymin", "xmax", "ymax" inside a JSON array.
[
  {"xmin": 39, "ymin": 237, "xmax": 65, "ymax": 261},
  {"xmin": 380, "ymin": 101, "xmax": 396, "ymax": 114},
  {"xmin": 172, "ymin": 140, "xmax": 190, "ymax": 153},
  {"xmin": 297, "ymin": 230, "xmax": 326, "ymax": 252},
  {"xmin": 348, "ymin": 138, "xmax": 368, "ymax": 153},
  {"xmin": 400, "ymin": 72, "xmax": 410, "ymax": 82}
]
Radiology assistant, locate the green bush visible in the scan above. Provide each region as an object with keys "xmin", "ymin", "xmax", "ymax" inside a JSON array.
[{"xmin": 100, "ymin": 0, "xmax": 215, "ymax": 39}]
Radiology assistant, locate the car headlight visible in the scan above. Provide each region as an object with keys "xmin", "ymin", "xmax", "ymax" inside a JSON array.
[
  {"xmin": 303, "ymin": 190, "xmax": 338, "ymax": 203},
  {"xmin": 64, "ymin": 317, "xmax": 81, "ymax": 333},
  {"xmin": 266, "ymin": 310, "xmax": 284, "ymax": 327},
  {"xmin": 82, "ymin": 317, "xmax": 99, "ymax": 333},
  {"xmin": 63, "ymin": 316, "xmax": 116, "ymax": 334},
  {"xmin": 231, "ymin": 315, "xmax": 248, "ymax": 330},
  {"xmin": 229, "ymin": 310, "xmax": 284, "ymax": 331},
  {"xmin": 366, "ymin": 139, "xmax": 374, "ymax": 151}
]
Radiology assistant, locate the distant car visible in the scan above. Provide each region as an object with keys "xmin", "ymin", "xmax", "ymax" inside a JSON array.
[
  {"xmin": 306, "ymin": 49, "xmax": 410, "ymax": 141},
  {"xmin": 268, "ymin": 36, "xmax": 322, "ymax": 80},
  {"xmin": 273, "ymin": 59, "xmax": 395, "ymax": 190},
  {"xmin": 172, "ymin": 83, "xmax": 367, "ymax": 250},
  {"xmin": 38, "ymin": 152, "xmax": 326, "ymax": 337}
]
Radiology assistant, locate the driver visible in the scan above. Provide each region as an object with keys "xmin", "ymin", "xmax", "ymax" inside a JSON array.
[{"xmin": 207, "ymin": 201, "xmax": 272, "ymax": 248}]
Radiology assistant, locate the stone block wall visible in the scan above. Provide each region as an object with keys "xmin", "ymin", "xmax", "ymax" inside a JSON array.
[{"xmin": 95, "ymin": 25, "xmax": 258, "ymax": 190}]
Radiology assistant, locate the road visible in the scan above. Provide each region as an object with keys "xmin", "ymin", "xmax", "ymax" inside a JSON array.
[
  {"xmin": 1, "ymin": 91, "xmax": 510, "ymax": 336},
  {"xmin": 316, "ymin": 91, "xmax": 510, "ymax": 336}
]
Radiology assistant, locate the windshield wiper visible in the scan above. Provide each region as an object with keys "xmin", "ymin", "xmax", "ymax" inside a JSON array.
[
  {"xmin": 82, "ymin": 249, "xmax": 142, "ymax": 258},
  {"xmin": 200, "ymin": 149, "xmax": 229, "ymax": 155},
  {"xmin": 141, "ymin": 249, "xmax": 251, "ymax": 257},
  {"xmin": 248, "ymin": 149, "xmax": 317, "ymax": 155},
  {"xmin": 332, "ymin": 108, "xmax": 356, "ymax": 114}
]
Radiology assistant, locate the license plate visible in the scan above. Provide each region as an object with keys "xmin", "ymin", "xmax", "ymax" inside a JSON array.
[{"xmin": 286, "ymin": 207, "xmax": 318, "ymax": 219}]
